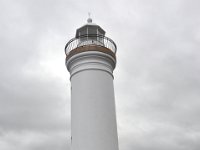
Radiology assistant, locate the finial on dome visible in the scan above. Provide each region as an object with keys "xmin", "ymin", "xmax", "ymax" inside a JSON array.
[{"xmin": 87, "ymin": 12, "xmax": 92, "ymax": 23}]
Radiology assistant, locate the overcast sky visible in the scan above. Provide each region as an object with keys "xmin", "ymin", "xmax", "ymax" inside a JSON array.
[{"xmin": 0, "ymin": 0, "xmax": 200, "ymax": 150}]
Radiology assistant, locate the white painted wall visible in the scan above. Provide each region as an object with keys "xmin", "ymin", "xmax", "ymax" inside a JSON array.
[{"xmin": 66, "ymin": 51, "xmax": 118, "ymax": 150}]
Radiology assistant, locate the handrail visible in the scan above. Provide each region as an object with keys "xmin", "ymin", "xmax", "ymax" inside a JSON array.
[{"xmin": 65, "ymin": 34, "xmax": 117, "ymax": 55}]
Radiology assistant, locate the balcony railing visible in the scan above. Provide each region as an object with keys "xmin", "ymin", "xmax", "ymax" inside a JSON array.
[{"xmin": 65, "ymin": 34, "xmax": 117, "ymax": 55}]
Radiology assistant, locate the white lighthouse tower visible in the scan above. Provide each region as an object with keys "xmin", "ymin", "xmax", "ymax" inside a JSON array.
[{"xmin": 65, "ymin": 17, "xmax": 119, "ymax": 150}]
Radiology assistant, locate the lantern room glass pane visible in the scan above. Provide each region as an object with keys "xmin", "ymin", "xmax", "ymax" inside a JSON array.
[
  {"xmin": 80, "ymin": 29, "xmax": 87, "ymax": 36},
  {"xmin": 79, "ymin": 29, "xmax": 87, "ymax": 42},
  {"xmin": 88, "ymin": 27, "xmax": 97, "ymax": 41},
  {"xmin": 88, "ymin": 27, "xmax": 97, "ymax": 35}
]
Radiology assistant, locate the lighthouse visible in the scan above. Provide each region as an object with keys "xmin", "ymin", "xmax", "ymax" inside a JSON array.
[{"xmin": 65, "ymin": 17, "xmax": 119, "ymax": 150}]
